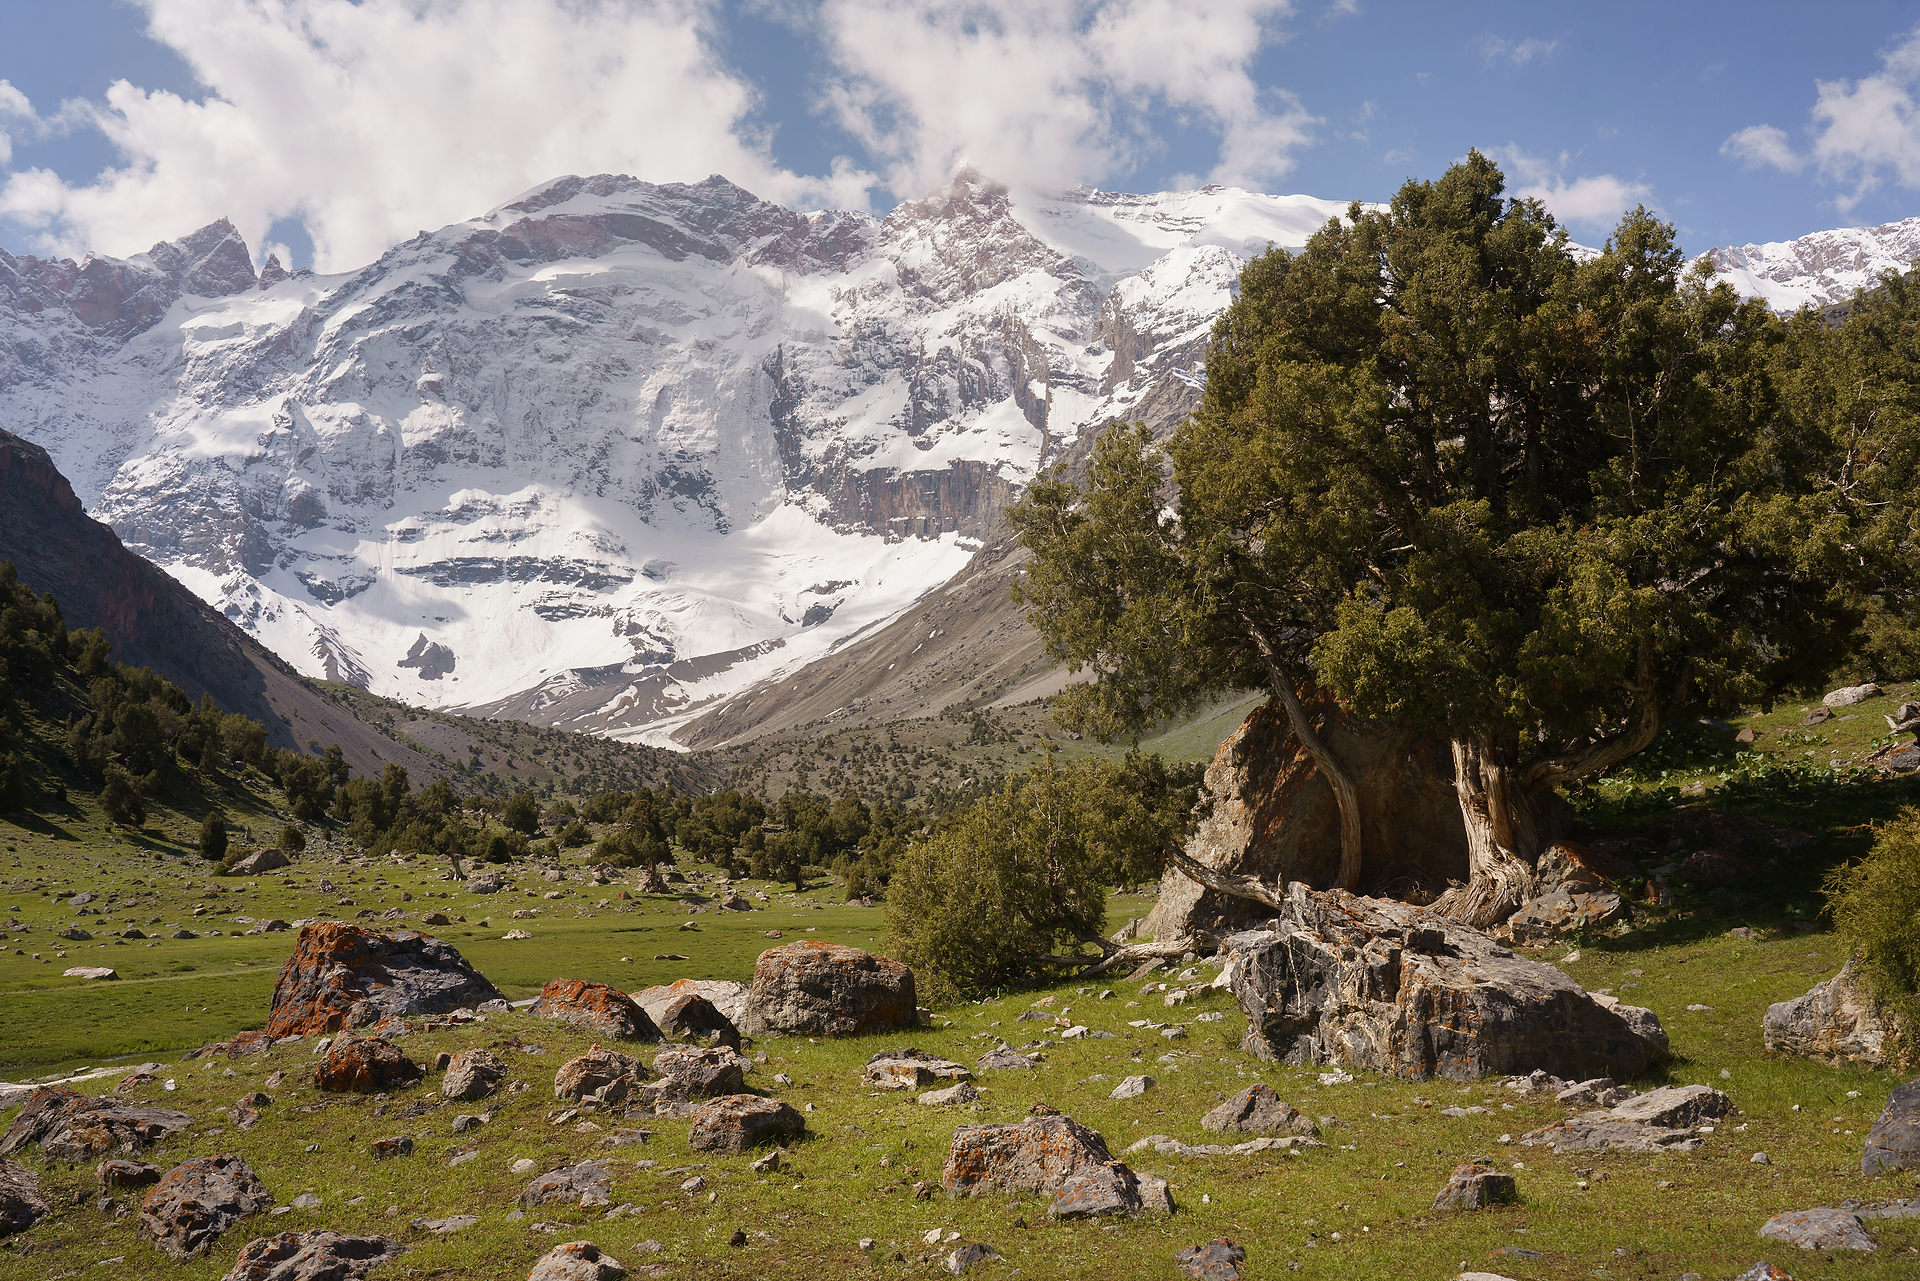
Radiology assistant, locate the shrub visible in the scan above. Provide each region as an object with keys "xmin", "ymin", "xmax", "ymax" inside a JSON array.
[
  {"xmin": 198, "ymin": 811, "xmax": 229, "ymax": 862},
  {"xmin": 100, "ymin": 766, "xmax": 146, "ymax": 826},
  {"xmin": 503, "ymin": 791, "xmax": 541, "ymax": 835},
  {"xmin": 1824, "ymin": 807, "xmax": 1920, "ymax": 1036},
  {"xmin": 278, "ymin": 825, "xmax": 306, "ymax": 854}
]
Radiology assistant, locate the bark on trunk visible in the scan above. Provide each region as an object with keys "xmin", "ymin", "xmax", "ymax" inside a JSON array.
[
  {"xmin": 1431, "ymin": 737, "xmax": 1542, "ymax": 929},
  {"xmin": 1272, "ymin": 681, "xmax": 1365, "ymax": 892}
]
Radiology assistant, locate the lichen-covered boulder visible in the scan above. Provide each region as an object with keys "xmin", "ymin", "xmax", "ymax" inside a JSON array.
[
  {"xmin": 313, "ymin": 1035, "xmax": 422, "ymax": 1093},
  {"xmin": 650, "ymin": 1046, "xmax": 749, "ymax": 1100},
  {"xmin": 1863, "ymin": 1078, "xmax": 1920, "ymax": 1175},
  {"xmin": 686, "ymin": 1095, "xmax": 805, "ymax": 1153},
  {"xmin": 441, "ymin": 1049, "xmax": 508, "ymax": 1101},
  {"xmin": 0, "ymin": 1084, "xmax": 190, "ymax": 1162},
  {"xmin": 527, "ymin": 1240, "xmax": 626, "ymax": 1281},
  {"xmin": 263, "ymin": 923, "xmax": 504, "ymax": 1038},
  {"xmin": 531, "ymin": 979, "xmax": 661, "ymax": 1041},
  {"xmin": 221, "ymin": 1230, "xmax": 404, "ymax": 1281},
  {"xmin": 138, "ymin": 1154, "xmax": 272, "ymax": 1260},
  {"xmin": 1765, "ymin": 959, "xmax": 1899, "ymax": 1068},
  {"xmin": 943, "ymin": 1114, "xmax": 1168, "ymax": 1219},
  {"xmin": 553, "ymin": 1047, "xmax": 649, "ymax": 1105},
  {"xmin": 520, "ymin": 1161, "xmax": 613, "ymax": 1209},
  {"xmin": 737, "ymin": 941, "xmax": 915, "ymax": 1038},
  {"xmin": 1224, "ymin": 883, "xmax": 1668, "ymax": 1080}
]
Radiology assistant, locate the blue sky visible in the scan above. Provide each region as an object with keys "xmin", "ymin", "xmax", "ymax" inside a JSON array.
[{"xmin": 1, "ymin": 1, "xmax": 1916, "ymax": 272}]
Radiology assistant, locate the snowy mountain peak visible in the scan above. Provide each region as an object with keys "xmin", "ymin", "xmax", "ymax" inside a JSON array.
[{"xmin": 1705, "ymin": 215, "xmax": 1920, "ymax": 312}]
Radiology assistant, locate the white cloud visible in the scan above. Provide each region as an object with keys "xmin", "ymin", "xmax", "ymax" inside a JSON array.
[
  {"xmin": 813, "ymin": 0, "xmax": 1315, "ymax": 201},
  {"xmin": 1476, "ymin": 35, "xmax": 1557, "ymax": 67},
  {"xmin": 0, "ymin": 0, "xmax": 874, "ymax": 272},
  {"xmin": 1722, "ymin": 25, "xmax": 1920, "ymax": 216},
  {"xmin": 1490, "ymin": 145, "xmax": 1652, "ymax": 232},
  {"xmin": 1721, "ymin": 124, "xmax": 1802, "ymax": 173}
]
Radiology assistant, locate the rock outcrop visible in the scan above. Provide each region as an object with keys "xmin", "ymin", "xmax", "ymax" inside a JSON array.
[
  {"xmin": 441, "ymin": 1048, "xmax": 508, "ymax": 1101},
  {"xmin": 1765, "ymin": 959, "xmax": 1900, "ymax": 1068},
  {"xmin": 0, "ymin": 1084, "xmax": 190, "ymax": 1162},
  {"xmin": 552, "ymin": 1048, "xmax": 650, "ymax": 1105},
  {"xmin": 738, "ymin": 941, "xmax": 916, "ymax": 1038},
  {"xmin": 1198, "ymin": 1084, "xmax": 1315, "ymax": 1135},
  {"xmin": 1224, "ymin": 884, "xmax": 1667, "ymax": 1080},
  {"xmin": 655, "ymin": 993, "xmax": 741, "ymax": 1049},
  {"xmin": 221, "ymin": 1230, "xmax": 404, "ymax": 1281},
  {"xmin": 942, "ymin": 1115, "xmax": 1170, "ymax": 1219},
  {"xmin": 861, "ymin": 1048, "xmax": 972, "ymax": 1091},
  {"xmin": 1759, "ymin": 1208, "xmax": 1876, "ymax": 1251},
  {"xmin": 1863, "ymin": 1078, "xmax": 1920, "ymax": 1175},
  {"xmin": 0, "ymin": 1160, "xmax": 49, "ymax": 1236},
  {"xmin": 686, "ymin": 1095, "xmax": 805, "ymax": 1153},
  {"xmin": 634, "ymin": 978, "xmax": 749, "ymax": 1027},
  {"xmin": 1520, "ymin": 1085, "xmax": 1731, "ymax": 1155},
  {"xmin": 527, "ymin": 1240, "xmax": 626, "ymax": 1281},
  {"xmin": 531, "ymin": 978, "xmax": 661, "ymax": 1041},
  {"xmin": 264, "ymin": 923, "xmax": 504, "ymax": 1038},
  {"xmin": 1144, "ymin": 694, "xmax": 1496, "ymax": 941},
  {"xmin": 648, "ymin": 1047, "xmax": 750, "ymax": 1103},
  {"xmin": 312, "ymin": 1036, "xmax": 422, "ymax": 1093},
  {"xmin": 138, "ymin": 1154, "xmax": 273, "ymax": 1260}
]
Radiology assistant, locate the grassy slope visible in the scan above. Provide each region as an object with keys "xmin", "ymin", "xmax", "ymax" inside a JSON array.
[{"xmin": 5, "ymin": 687, "xmax": 1920, "ymax": 1279}]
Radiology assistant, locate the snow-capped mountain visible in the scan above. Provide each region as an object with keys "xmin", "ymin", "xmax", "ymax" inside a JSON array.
[
  {"xmin": 1704, "ymin": 215, "xmax": 1920, "ymax": 312},
  {"xmin": 0, "ymin": 171, "xmax": 1347, "ymax": 746}
]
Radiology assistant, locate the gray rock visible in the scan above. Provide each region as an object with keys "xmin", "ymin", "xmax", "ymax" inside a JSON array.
[
  {"xmin": 944, "ymin": 1243, "xmax": 1001, "ymax": 1274},
  {"xmin": 687, "ymin": 1094, "xmax": 805, "ymax": 1153},
  {"xmin": 736, "ymin": 942, "xmax": 916, "ymax": 1038},
  {"xmin": 138, "ymin": 1154, "xmax": 273, "ymax": 1260},
  {"xmin": 1586, "ymin": 996, "xmax": 1669, "ymax": 1058},
  {"xmin": 552, "ymin": 1047, "xmax": 649, "ymax": 1105},
  {"xmin": 943, "ymin": 1114, "xmax": 1168, "ymax": 1218},
  {"xmin": 1502, "ymin": 887, "xmax": 1627, "ymax": 945},
  {"xmin": 521, "ymin": 1162, "xmax": 614, "ymax": 1209},
  {"xmin": 1824, "ymin": 683, "xmax": 1881, "ymax": 707},
  {"xmin": 1518, "ymin": 1113, "xmax": 1704, "ymax": 1154},
  {"xmin": 1843, "ymin": 1197, "xmax": 1920, "ymax": 1219},
  {"xmin": 0, "ymin": 1160, "xmax": 50, "ymax": 1236},
  {"xmin": 290, "ymin": 1194, "xmax": 321, "ymax": 1209},
  {"xmin": 1863, "ymin": 1078, "xmax": 1920, "ymax": 1175},
  {"xmin": 442, "ymin": 1049, "xmax": 508, "ymax": 1101},
  {"xmin": 863, "ymin": 1048, "xmax": 971, "ymax": 1091},
  {"xmin": 225, "ymin": 849, "xmax": 291, "ymax": 878},
  {"xmin": 451, "ymin": 1113, "xmax": 485, "ymax": 1134},
  {"xmin": 411, "ymin": 1215, "xmax": 478, "ymax": 1235},
  {"xmin": 1047, "ymin": 1164, "xmax": 1173, "ymax": 1219},
  {"xmin": 1, "ymin": 1084, "xmax": 191, "ymax": 1161},
  {"xmin": 1733, "ymin": 1266, "xmax": 1793, "ymax": 1281},
  {"xmin": 977, "ymin": 1050, "xmax": 1037, "ymax": 1072},
  {"xmin": 263, "ymin": 923, "xmax": 505, "ymax": 1038},
  {"xmin": 527, "ymin": 1240, "xmax": 626, "ymax": 1281},
  {"xmin": 1226, "ymin": 884, "xmax": 1667, "ymax": 1080},
  {"xmin": 1174, "ymin": 1237, "xmax": 1246, "ymax": 1281},
  {"xmin": 1760, "ymin": 1208, "xmax": 1875, "ymax": 1251},
  {"xmin": 1109, "ymin": 1075, "xmax": 1154, "ymax": 1100},
  {"xmin": 1765, "ymin": 959, "xmax": 1898, "ymax": 1068},
  {"xmin": 219, "ymin": 1229, "xmax": 403, "ymax": 1280},
  {"xmin": 1608, "ymin": 1085, "xmax": 1730, "ymax": 1129},
  {"xmin": 918, "ymin": 1082, "xmax": 981, "ymax": 1107},
  {"xmin": 97, "ymin": 1159, "xmax": 164, "ymax": 1191},
  {"xmin": 655, "ymin": 993, "xmax": 741, "ymax": 1051},
  {"xmin": 649, "ymin": 1046, "xmax": 751, "ymax": 1100},
  {"xmin": 1432, "ymin": 1161, "xmax": 1517, "ymax": 1210},
  {"xmin": 1126, "ymin": 1134, "xmax": 1318, "ymax": 1157},
  {"xmin": 632, "ymin": 979, "xmax": 749, "ymax": 1027},
  {"xmin": 530, "ymin": 979, "xmax": 660, "ymax": 1042},
  {"xmin": 464, "ymin": 873, "xmax": 504, "ymax": 895}
]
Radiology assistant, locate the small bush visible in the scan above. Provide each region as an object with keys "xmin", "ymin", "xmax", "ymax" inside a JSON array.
[
  {"xmin": 278, "ymin": 825, "xmax": 306, "ymax": 854},
  {"xmin": 1824, "ymin": 807, "xmax": 1920, "ymax": 1034},
  {"xmin": 503, "ymin": 791, "xmax": 541, "ymax": 836},
  {"xmin": 198, "ymin": 811, "xmax": 230, "ymax": 862},
  {"xmin": 101, "ymin": 766, "xmax": 146, "ymax": 826}
]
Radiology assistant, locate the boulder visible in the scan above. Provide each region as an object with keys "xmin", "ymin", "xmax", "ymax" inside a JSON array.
[
  {"xmin": 919, "ymin": 1082, "xmax": 981, "ymax": 1107},
  {"xmin": 528, "ymin": 1240, "xmax": 625, "ymax": 1281},
  {"xmin": 1759, "ymin": 1208, "xmax": 1875, "ymax": 1251},
  {"xmin": 138, "ymin": 1154, "xmax": 273, "ymax": 1260},
  {"xmin": 1224, "ymin": 883, "xmax": 1668, "ymax": 1080},
  {"xmin": 221, "ymin": 1230, "xmax": 404, "ymax": 1281},
  {"xmin": 0, "ymin": 1160, "xmax": 49, "ymax": 1236},
  {"xmin": 1174, "ymin": 1238, "xmax": 1246, "ymax": 1281},
  {"xmin": 1765, "ymin": 959, "xmax": 1899, "ymax": 1068},
  {"xmin": 1863, "ymin": 1078, "xmax": 1920, "ymax": 1175},
  {"xmin": 976, "ymin": 1049, "xmax": 1038, "ymax": 1072},
  {"xmin": 649, "ymin": 1046, "xmax": 749, "ymax": 1100},
  {"xmin": 1824, "ymin": 683, "xmax": 1882, "ymax": 707},
  {"xmin": 1047, "ymin": 1164, "xmax": 1174, "ymax": 1219},
  {"xmin": 656, "ymin": 993, "xmax": 741, "ymax": 1050},
  {"xmin": 633, "ymin": 979, "xmax": 748, "ymax": 1026},
  {"xmin": 520, "ymin": 1161, "xmax": 614, "ymax": 1209},
  {"xmin": 1587, "ymin": 995, "xmax": 1670, "ymax": 1057},
  {"xmin": 1533, "ymin": 841, "xmax": 1638, "ymax": 892},
  {"xmin": 63, "ymin": 965, "xmax": 118, "ymax": 979},
  {"xmin": 441, "ymin": 1048, "xmax": 508, "ymax": 1101},
  {"xmin": 552, "ymin": 1047, "xmax": 650, "ymax": 1105},
  {"xmin": 1432, "ymin": 1161, "xmax": 1518, "ymax": 1210},
  {"xmin": 737, "ymin": 941, "xmax": 916, "ymax": 1038},
  {"xmin": 312, "ymin": 1035, "xmax": 422, "ymax": 1093},
  {"xmin": 98, "ymin": 1159, "xmax": 164, "ymax": 1191},
  {"xmin": 1501, "ymin": 887, "xmax": 1628, "ymax": 945},
  {"xmin": 531, "ymin": 978, "xmax": 661, "ymax": 1041},
  {"xmin": 0, "ymin": 1084, "xmax": 191, "ymax": 1161},
  {"xmin": 465, "ymin": 872, "xmax": 504, "ymax": 895},
  {"xmin": 1518, "ymin": 1088, "xmax": 1728, "ymax": 1155},
  {"xmin": 226, "ymin": 849, "xmax": 291, "ymax": 877},
  {"xmin": 1126, "ymin": 1134, "xmax": 1319, "ymax": 1157},
  {"xmin": 686, "ymin": 1094, "xmax": 805, "ymax": 1153},
  {"xmin": 941, "ymin": 1114, "xmax": 1118, "ymax": 1199},
  {"xmin": 263, "ymin": 923, "xmax": 504, "ymax": 1038},
  {"xmin": 1199, "ymin": 1084, "xmax": 1316, "ymax": 1135},
  {"xmin": 862, "ymin": 1048, "xmax": 971, "ymax": 1091},
  {"xmin": 1609, "ymin": 1085, "xmax": 1731, "ymax": 1128}
]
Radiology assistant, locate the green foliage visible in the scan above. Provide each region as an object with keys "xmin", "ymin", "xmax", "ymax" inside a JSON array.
[
  {"xmin": 884, "ymin": 753, "xmax": 1198, "ymax": 1001},
  {"xmin": 279, "ymin": 824, "xmax": 306, "ymax": 854},
  {"xmin": 99, "ymin": 765, "xmax": 145, "ymax": 826},
  {"xmin": 596, "ymin": 788, "xmax": 673, "ymax": 870},
  {"xmin": 502, "ymin": 791, "xmax": 541, "ymax": 835},
  {"xmin": 198, "ymin": 811, "xmax": 229, "ymax": 862},
  {"xmin": 1823, "ymin": 808, "xmax": 1920, "ymax": 1034},
  {"xmin": 675, "ymin": 790, "xmax": 767, "ymax": 873},
  {"xmin": 553, "ymin": 820, "xmax": 593, "ymax": 849},
  {"xmin": 0, "ymin": 751, "xmax": 26, "ymax": 811}
]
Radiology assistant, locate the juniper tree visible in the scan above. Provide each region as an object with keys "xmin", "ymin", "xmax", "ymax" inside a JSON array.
[{"xmin": 1013, "ymin": 152, "xmax": 1913, "ymax": 926}]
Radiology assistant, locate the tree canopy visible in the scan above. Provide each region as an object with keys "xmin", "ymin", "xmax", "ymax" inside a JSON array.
[{"xmin": 1013, "ymin": 152, "xmax": 1918, "ymax": 924}]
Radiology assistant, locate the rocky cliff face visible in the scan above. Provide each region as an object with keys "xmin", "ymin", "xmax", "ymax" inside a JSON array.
[
  {"xmin": 1, "ymin": 171, "xmax": 1349, "ymax": 744},
  {"xmin": 1704, "ymin": 215, "xmax": 1920, "ymax": 312}
]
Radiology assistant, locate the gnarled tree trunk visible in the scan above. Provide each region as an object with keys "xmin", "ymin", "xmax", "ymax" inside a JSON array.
[{"xmin": 1431, "ymin": 737, "xmax": 1544, "ymax": 928}]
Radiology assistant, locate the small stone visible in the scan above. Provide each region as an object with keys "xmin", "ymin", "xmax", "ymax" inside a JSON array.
[
  {"xmin": 511, "ymin": 1158, "xmax": 538, "ymax": 1174},
  {"xmin": 729, "ymin": 1228, "xmax": 747, "ymax": 1247},
  {"xmin": 527, "ymin": 1239, "xmax": 626, "ymax": 1281},
  {"xmin": 1174, "ymin": 1237, "xmax": 1246, "ymax": 1281},
  {"xmin": 1759, "ymin": 1207, "xmax": 1874, "ymax": 1251},
  {"xmin": 1750, "ymin": 1152, "xmax": 1771, "ymax": 1164},
  {"xmin": 944, "ymin": 1242, "xmax": 1001, "ymax": 1274},
  {"xmin": 1110, "ymin": 1075, "xmax": 1154, "ymax": 1100},
  {"xmin": 1432, "ymin": 1162, "xmax": 1518, "ymax": 1211},
  {"xmin": 291, "ymin": 1192, "xmax": 322, "ymax": 1208}
]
